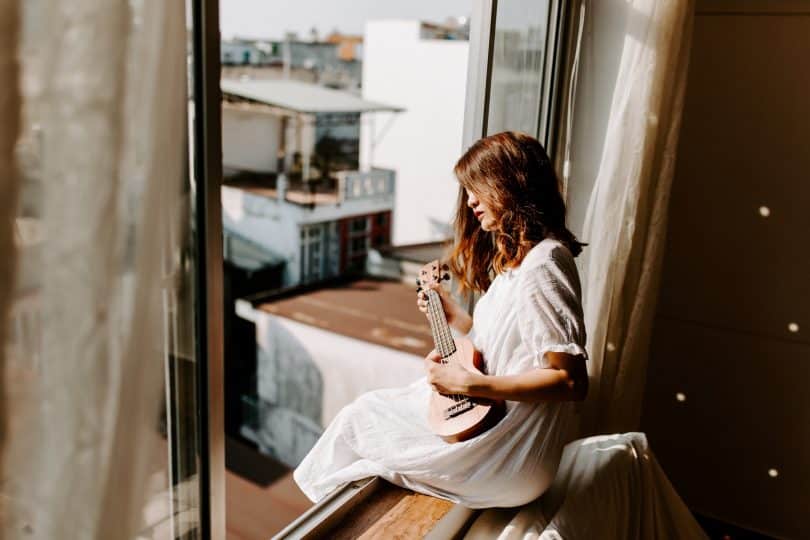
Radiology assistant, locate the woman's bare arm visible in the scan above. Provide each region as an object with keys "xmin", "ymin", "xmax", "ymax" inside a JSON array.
[
  {"xmin": 426, "ymin": 350, "xmax": 588, "ymax": 403},
  {"xmin": 468, "ymin": 352, "xmax": 588, "ymax": 402}
]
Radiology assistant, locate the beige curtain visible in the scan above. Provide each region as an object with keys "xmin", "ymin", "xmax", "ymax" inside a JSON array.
[
  {"xmin": 577, "ymin": 0, "xmax": 695, "ymax": 435},
  {"xmin": 2, "ymin": 1, "xmax": 187, "ymax": 538}
]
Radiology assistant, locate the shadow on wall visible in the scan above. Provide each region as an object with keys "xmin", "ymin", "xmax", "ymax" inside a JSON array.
[{"xmin": 241, "ymin": 315, "xmax": 324, "ymax": 468}]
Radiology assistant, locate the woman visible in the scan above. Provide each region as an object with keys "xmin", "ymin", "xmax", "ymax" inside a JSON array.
[{"xmin": 294, "ymin": 131, "xmax": 589, "ymax": 508}]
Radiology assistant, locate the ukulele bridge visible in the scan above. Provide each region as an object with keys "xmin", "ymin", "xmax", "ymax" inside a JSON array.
[{"xmin": 443, "ymin": 399, "xmax": 475, "ymax": 419}]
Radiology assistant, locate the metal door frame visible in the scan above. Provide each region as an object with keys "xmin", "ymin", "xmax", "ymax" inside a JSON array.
[{"xmin": 190, "ymin": 0, "xmax": 225, "ymax": 538}]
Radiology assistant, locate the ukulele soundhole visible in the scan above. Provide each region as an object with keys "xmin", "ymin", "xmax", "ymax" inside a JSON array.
[{"xmin": 443, "ymin": 399, "xmax": 475, "ymax": 419}]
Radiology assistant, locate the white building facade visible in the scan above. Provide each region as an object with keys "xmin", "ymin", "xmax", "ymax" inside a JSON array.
[
  {"xmin": 360, "ymin": 20, "xmax": 470, "ymax": 246},
  {"xmin": 220, "ymin": 80, "xmax": 400, "ymax": 288},
  {"xmin": 222, "ymin": 171, "xmax": 395, "ymax": 287}
]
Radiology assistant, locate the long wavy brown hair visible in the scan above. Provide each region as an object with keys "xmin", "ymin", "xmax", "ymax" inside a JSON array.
[{"xmin": 447, "ymin": 131, "xmax": 586, "ymax": 296}]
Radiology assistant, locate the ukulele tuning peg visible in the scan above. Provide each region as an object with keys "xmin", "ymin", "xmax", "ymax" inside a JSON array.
[
  {"xmin": 416, "ymin": 287, "xmax": 423, "ymax": 293},
  {"xmin": 442, "ymin": 264, "xmax": 449, "ymax": 271},
  {"xmin": 416, "ymin": 278, "xmax": 421, "ymax": 286},
  {"xmin": 442, "ymin": 273, "xmax": 450, "ymax": 281}
]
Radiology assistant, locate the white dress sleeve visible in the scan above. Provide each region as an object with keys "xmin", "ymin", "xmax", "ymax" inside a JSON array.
[{"xmin": 517, "ymin": 245, "xmax": 588, "ymax": 369}]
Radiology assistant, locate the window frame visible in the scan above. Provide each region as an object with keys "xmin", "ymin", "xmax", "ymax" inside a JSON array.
[
  {"xmin": 301, "ymin": 223, "xmax": 327, "ymax": 282},
  {"xmin": 190, "ymin": 0, "xmax": 225, "ymax": 538},
  {"xmin": 462, "ymin": 0, "xmax": 571, "ymax": 153},
  {"xmin": 195, "ymin": 1, "xmax": 576, "ymax": 536}
]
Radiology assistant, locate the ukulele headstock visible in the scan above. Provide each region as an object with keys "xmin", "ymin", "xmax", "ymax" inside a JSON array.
[{"xmin": 416, "ymin": 260, "xmax": 451, "ymax": 292}]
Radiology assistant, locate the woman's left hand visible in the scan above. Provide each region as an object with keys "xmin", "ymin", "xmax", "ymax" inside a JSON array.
[{"xmin": 424, "ymin": 350, "xmax": 478, "ymax": 395}]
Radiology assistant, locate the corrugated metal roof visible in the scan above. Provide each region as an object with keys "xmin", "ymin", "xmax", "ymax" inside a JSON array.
[{"xmin": 221, "ymin": 79, "xmax": 404, "ymax": 114}]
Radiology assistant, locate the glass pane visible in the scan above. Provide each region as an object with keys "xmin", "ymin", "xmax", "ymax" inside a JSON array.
[
  {"xmin": 486, "ymin": 0, "xmax": 552, "ymax": 137},
  {"xmin": 219, "ymin": 3, "xmax": 473, "ymax": 536}
]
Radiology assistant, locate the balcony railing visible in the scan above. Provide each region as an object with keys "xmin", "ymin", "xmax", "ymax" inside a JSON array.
[
  {"xmin": 337, "ymin": 168, "xmax": 395, "ymax": 203},
  {"xmin": 225, "ymin": 167, "xmax": 395, "ymax": 208}
]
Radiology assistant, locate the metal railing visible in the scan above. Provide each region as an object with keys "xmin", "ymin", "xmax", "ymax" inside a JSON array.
[{"xmin": 337, "ymin": 168, "xmax": 396, "ymax": 202}]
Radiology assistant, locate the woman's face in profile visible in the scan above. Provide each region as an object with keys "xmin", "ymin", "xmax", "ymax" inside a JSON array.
[{"xmin": 465, "ymin": 187, "xmax": 498, "ymax": 232}]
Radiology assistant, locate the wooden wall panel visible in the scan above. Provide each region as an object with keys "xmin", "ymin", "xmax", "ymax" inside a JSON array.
[
  {"xmin": 642, "ymin": 319, "xmax": 810, "ymax": 537},
  {"xmin": 656, "ymin": 12, "xmax": 810, "ymax": 343},
  {"xmin": 641, "ymin": 5, "xmax": 810, "ymax": 538}
]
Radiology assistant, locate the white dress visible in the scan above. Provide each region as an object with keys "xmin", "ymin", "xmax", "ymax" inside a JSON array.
[{"xmin": 293, "ymin": 238, "xmax": 588, "ymax": 508}]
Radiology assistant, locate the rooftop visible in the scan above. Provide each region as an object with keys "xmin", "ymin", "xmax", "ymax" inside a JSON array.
[
  {"xmin": 223, "ymin": 166, "xmax": 396, "ymax": 209},
  {"xmin": 376, "ymin": 241, "xmax": 450, "ymax": 264},
  {"xmin": 249, "ymin": 277, "xmax": 432, "ymax": 357},
  {"xmin": 221, "ymin": 79, "xmax": 404, "ymax": 114}
]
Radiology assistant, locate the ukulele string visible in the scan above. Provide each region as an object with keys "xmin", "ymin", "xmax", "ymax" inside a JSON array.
[
  {"xmin": 436, "ymin": 295, "xmax": 460, "ymax": 402},
  {"xmin": 428, "ymin": 288, "xmax": 463, "ymax": 403},
  {"xmin": 428, "ymin": 291, "xmax": 457, "ymax": 401},
  {"xmin": 426, "ymin": 291, "xmax": 446, "ymax": 361}
]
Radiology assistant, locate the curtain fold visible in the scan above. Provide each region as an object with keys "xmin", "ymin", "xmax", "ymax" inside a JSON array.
[
  {"xmin": 13, "ymin": 2, "xmax": 131, "ymax": 535},
  {"xmin": 3, "ymin": 1, "xmax": 187, "ymax": 538},
  {"xmin": 96, "ymin": 1, "xmax": 187, "ymax": 536},
  {"xmin": 577, "ymin": 0, "xmax": 695, "ymax": 435}
]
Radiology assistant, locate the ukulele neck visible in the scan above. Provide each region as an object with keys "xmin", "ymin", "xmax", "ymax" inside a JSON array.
[{"xmin": 425, "ymin": 289, "xmax": 457, "ymax": 360}]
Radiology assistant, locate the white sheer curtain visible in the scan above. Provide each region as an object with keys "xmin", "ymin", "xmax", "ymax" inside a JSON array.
[
  {"xmin": 3, "ymin": 1, "xmax": 188, "ymax": 538},
  {"xmin": 577, "ymin": 0, "xmax": 695, "ymax": 435}
]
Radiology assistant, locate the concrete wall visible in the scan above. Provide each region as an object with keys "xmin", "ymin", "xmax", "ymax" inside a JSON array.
[
  {"xmin": 222, "ymin": 186, "xmax": 302, "ymax": 286},
  {"xmin": 254, "ymin": 312, "xmax": 425, "ymax": 426},
  {"xmin": 222, "ymin": 41, "xmax": 266, "ymax": 65},
  {"xmin": 360, "ymin": 20, "xmax": 469, "ymax": 246},
  {"xmin": 236, "ymin": 301, "xmax": 424, "ymax": 465},
  {"xmin": 222, "ymin": 105, "xmax": 281, "ymax": 172}
]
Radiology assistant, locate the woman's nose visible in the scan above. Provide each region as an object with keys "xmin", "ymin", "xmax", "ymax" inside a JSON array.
[{"xmin": 467, "ymin": 191, "xmax": 478, "ymax": 208}]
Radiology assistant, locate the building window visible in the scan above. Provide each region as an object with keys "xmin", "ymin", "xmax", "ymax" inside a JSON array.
[
  {"xmin": 349, "ymin": 236, "xmax": 368, "ymax": 256},
  {"xmin": 375, "ymin": 213, "xmax": 387, "ymax": 227},
  {"xmin": 350, "ymin": 216, "xmax": 369, "ymax": 233},
  {"xmin": 300, "ymin": 224, "xmax": 326, "ymax": 283}
]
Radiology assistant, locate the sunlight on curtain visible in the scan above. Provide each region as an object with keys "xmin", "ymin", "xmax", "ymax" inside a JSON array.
[
  {"xmin": 3, "ymin": 1, "xmax": 194, "ymax": 538},
  {"xmin": 577, "ymin": 0, "xmax": 695, "ymax": 435}
]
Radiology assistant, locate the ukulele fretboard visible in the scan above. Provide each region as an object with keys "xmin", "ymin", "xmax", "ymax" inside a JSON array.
[{"xmin": 426, "ymin": 289, "xmax": 457, "ymax": 360}]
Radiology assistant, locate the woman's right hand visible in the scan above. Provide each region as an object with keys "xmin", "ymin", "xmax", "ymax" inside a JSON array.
[{"xmin": 416, "ymin": 283, "xmax": 473, "ymax": 334}]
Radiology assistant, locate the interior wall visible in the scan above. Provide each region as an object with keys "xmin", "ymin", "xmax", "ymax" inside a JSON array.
[{"xmin": 639, "ymin": 2, "xmax": 810, "ymax": 538}]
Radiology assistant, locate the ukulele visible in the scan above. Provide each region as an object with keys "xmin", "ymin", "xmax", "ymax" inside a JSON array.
[{"xmin": 417, "ymin": 260, "xmax": 505, "ymax": 443}]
